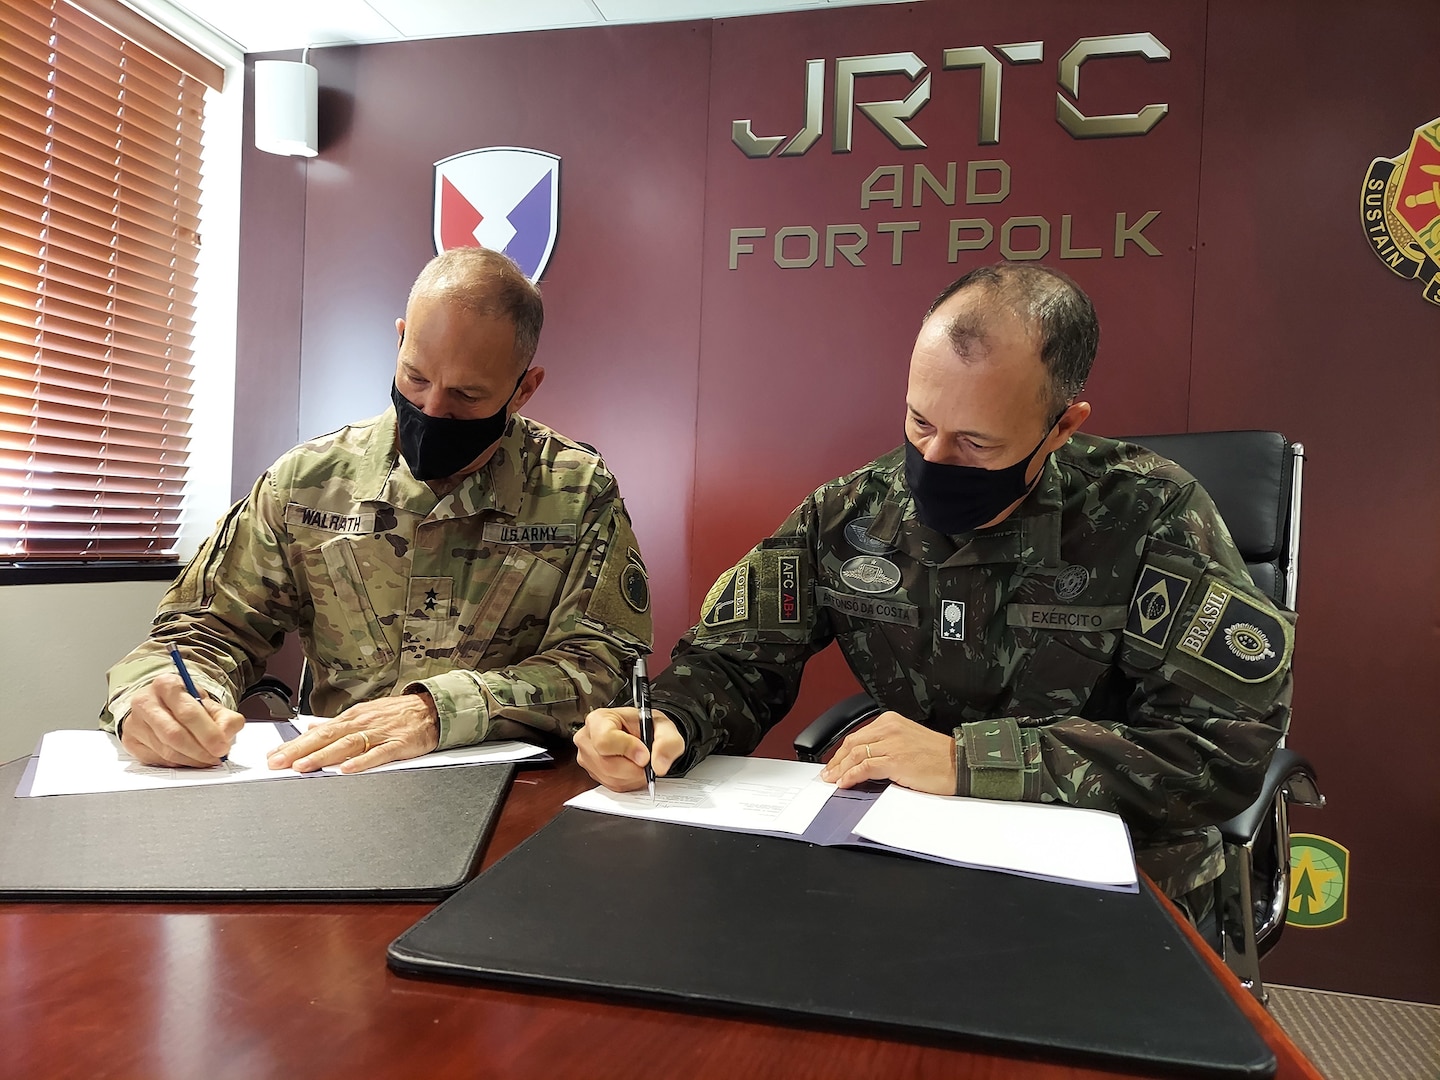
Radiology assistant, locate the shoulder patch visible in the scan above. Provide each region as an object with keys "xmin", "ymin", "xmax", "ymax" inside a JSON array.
[
  {"xmin": 1175, "ymin": 580, "xmax": 1290, "ymax": 683},
  {"xmin": 700, "ymin": 564, "xmax": 750, "ymax": 629},
  {"xmin": 621, "ymin": 553, "xmax": 649, "ymax": 614},
  {"xmin": 1125, "ymin": 563, "xmax": 1195, "ymax": 650}
]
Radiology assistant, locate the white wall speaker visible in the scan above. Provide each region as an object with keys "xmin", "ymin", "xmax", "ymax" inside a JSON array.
[{"xmin": 253, "ymin": 60, "xmax": 318, "ymax": 157}]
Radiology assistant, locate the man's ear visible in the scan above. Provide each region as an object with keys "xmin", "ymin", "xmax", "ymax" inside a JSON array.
[
  {"xmin": 1050, "ymin": 400, "xmax": 1091, "ymax": 449},
  {"xmin": 395, "ymin": 318, "xmax": 406, "ymax": 348},
  {"xmin": 510, "ymin": 366, "xmax": 546, "ymax": 414}
]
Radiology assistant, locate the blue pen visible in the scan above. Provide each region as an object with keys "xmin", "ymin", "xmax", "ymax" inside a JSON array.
[
  {"xmin": 170, "ymin": 647, "xmax": 225, "ymax": 762},
  {"xmin": 169, "ymin": 646, "xmax": 201, "ymax": 698}
]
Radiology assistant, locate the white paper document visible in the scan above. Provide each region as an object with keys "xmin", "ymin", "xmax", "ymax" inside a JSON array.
[
  {"xmin": 19, "ymin": 726, "xmax": 547, "ymax": 797},
  {"xmin": 350, "ymin": 740, "xmax": 548, "ymax": 774},
  {"xmin": 283, "ymin": 715, "xmax": 548, "ymax": 771},
  {"xmin": 23, "ymin": 724, "xmax": 302, "ymax": 797},
  {"xmin": 852, "ymin": 785, "xmax": 1138, "ymax": 891},
  {"xmin": 565, "ymin": 756, "xmax": 836, "ymax": 836},
  {"xmin": 566, "ymin": 755, "xmax": 1136, "ymax": 891}
]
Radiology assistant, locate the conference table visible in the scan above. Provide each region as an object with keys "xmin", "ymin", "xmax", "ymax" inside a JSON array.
[{"xmin": 0, "ymin": 757, "xmax": 1324, "ymax": 1080}]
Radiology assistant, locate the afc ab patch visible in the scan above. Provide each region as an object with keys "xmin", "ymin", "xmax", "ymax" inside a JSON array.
[
  {"xmin": 1175, "ymin": 580, "xmax": 1288, "ymax": 683},
  {"xmin": 701, "ymin": 564, "xmax": 750, "ymax": 629},
  {"xmin": 777, "ymin": 555, "xmax": 801, "ymax": 624},
  {"xmin": 1124, "ymin": 564, "xmax": 1191, "ymax": 649},
  {"xmin": 1288, "ymin": 834, "xmax": 1349, "ymax": 929}
]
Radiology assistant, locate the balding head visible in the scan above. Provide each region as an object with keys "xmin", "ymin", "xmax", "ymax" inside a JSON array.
[
  {"xmin": 407, "ymin": 248, "xmax": 545, "ymax": 371},
  {"xmin": 923, "ymin": 263, "xmax": 1099, "ymax": 420}
]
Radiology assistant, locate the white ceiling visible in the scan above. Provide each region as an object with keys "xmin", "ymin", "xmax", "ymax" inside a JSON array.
[{"xmin": 141, "ymin": 0, "xmax": 914, "ymax": 55}]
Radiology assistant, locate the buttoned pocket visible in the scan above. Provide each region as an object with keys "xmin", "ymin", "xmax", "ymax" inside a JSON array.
[
  {"xmin": 457, "ymin": 546, "xmax": 564, "ymax": 663},
  {"xmin": 315, "ymin": 536, "xmax": 396, "ymax": 666}
]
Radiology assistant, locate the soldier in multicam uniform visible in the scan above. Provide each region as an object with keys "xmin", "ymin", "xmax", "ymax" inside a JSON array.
[
  {"xmin": 104, "ymin": 248, "xmax": 652, "ymax": 773},
  {"xmin": 576, "ymin": 262, "xmax": 1293, "ymax": 918}
]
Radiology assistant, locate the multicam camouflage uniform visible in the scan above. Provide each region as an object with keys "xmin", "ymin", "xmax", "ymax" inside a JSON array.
[
  {"xmin": 651, "ymin": 434, "xmax": 1294, "ymax": 898},
  {"xmin": 102, "ymin": 410, "xmax": 653, "ymax": 749}
]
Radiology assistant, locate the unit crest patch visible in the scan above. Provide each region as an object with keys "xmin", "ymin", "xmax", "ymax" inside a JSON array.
[
  {"xmin": 838, "ymin": 555, "xmax": 901, "ymax": 595},
  {"xmin": 701, "ymin": 564, "xmax": 750, "ymax": 629},
  {"xmin": 1175, "ymin": 581, "xmax": 1288, "ymax": 682}
]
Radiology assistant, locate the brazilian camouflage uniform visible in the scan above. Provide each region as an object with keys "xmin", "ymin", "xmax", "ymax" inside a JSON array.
[
  {"xmin": 102, "ymin": 410, "xmax": 653, "ymax": 749},
  {"xmin": 650, "ymin": 434, "xmax": 1294, "ymax": 899}
]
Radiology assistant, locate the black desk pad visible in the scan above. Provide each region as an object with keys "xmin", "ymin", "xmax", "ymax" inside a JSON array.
[
  {"xmin": 388, "ymin": 809, "xmax": 1276, "ymax": 1079},
  {"xmin": 0, "ymin": 756, "xmax": 514, "ymax": 901}
]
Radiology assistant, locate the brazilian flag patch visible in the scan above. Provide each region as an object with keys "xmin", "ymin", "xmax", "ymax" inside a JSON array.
[
  {"xmin": 700, "ymin": 564, "xmax": 750, "ymax": 630},
  {"xmin": 1175, "ymin": 580, "xmax": 1289, "ymax": 683},
  {"xmin": 1125, "ymin": 563, "xmax": 1192, "ymax": 649}
]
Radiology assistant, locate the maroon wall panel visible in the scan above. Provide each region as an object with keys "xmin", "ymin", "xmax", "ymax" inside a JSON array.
[
  {"xmin": 1190, "ymin": 0, "xmax": 1440, "ymax": 1002},
  {"xmin": 234, "ymin": 55, "xmax": 307, "ymax": 501},
  {"xmin": 293, "ymin": 25, "xmax": 711, "ymax": 654},
  {"xmin": 697, "ymin": 2, "xmax": 1207, "ymax": 743},
  {"xmin": 231, "ymin": 0, "xmax": 1440, "ymax": 1001}
]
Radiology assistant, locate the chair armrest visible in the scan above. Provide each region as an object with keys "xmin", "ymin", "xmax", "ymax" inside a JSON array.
[
  {"xmin": 239, "ymin": 676, "xmax": 296, "ymax": 719},
  {"xmin": 1218, "ymin": 747, "xmax": 1322, "ymax": 846},
  {"xmin": 794, "ymin": 693, "xmax": 883, "ymax": 763}
]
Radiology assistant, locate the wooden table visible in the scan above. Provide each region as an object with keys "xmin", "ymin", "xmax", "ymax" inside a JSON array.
[{"xmin": 0, "ymin": 759, "xmax": 1323, "ymax": 1080}]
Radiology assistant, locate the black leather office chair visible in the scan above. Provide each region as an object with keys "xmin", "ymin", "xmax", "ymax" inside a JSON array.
[{"xmin": 794, "ymin": 431, "xmax": 1321, "ymax": 1001}]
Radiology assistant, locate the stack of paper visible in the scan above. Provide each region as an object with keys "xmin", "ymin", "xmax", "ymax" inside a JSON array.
[
  {"xmin": 566, "ymin": 756, "xmax": 1137, "ymax": 892},
  {"xmin": 16, "ymin": 725, "xmax": 547, "ymax": 798}
]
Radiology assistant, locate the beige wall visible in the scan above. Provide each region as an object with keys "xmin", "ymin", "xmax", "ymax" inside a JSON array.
[{"xmin": 0, "ymin": 580, "xmax": 168, "ymax": 765}]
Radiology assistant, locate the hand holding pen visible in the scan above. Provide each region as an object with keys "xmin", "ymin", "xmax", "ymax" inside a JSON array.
[
  {"xmin": 113, "ymin": 648, "xmax": 245, "ymax": 768},
  {"xmin": 633, "ymin": 657, "xmax": 656, "ymax": 803}
]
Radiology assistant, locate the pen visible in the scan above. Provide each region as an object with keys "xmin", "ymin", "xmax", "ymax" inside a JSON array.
[
  {"xmin": 169, "ymin": 646, "xmax": 201, "ymax": 698},
  {"xmin": 634, "ymin": 656, "xmax": 655, "ymax": 804},
  {"xmin": 170, "ymin": 646, "xmax": 225, "ymax": 762}
]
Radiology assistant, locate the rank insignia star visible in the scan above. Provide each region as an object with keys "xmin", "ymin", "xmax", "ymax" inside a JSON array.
[{"xmin": 424, "ymin": 588, "xmax": 438, "ymax": 611}]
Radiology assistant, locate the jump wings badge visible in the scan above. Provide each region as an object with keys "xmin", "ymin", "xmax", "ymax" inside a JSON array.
[{"xmin": 1362, "ymin": 117, "xmax": 1440, "ymax": 305}]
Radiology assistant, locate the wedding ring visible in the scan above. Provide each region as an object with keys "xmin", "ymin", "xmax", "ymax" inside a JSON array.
[
  {"xmin": 359, "ymin": 731, "xmax": 372, "ymax": 755},
  {"xmin": 865, "ymin": 744, "xmax": 872, "ymax": 760}
]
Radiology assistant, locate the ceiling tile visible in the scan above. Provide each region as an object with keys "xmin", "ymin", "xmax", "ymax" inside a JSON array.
[
  {"xmin": 365, "ymin": 0, "xmax": 603, "ymax": 38},
  {"xmin": 176, "ymin": 0, "xmax": 402, "ymax": 51},
  {"xmin": 594, "ymin": 0, "xmax": 821, "ymax": 20}
]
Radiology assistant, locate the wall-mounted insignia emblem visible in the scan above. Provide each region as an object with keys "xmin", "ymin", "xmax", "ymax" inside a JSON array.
[
  {"xmin": 434, "ymin": 147, "xmax": 560, "ymax": 281},
  {"xmin": 844, "ymin": 516, "xmax": 893, "ymax": 555},
  {"xmin": 839, "ymin": 555, "xmax": 901, "ymax": 594},
  {"xmin": 1361, "ymin": 117, "xmax": 1440, "ymax": 306},
  {"xmin": 1053, "ymin": 564, "xmax": 1090, "ymax": 601},
  {"xmin": 939, "ymin": 599, "xmax": 965, "ymax": 641},
  {"xmin": 1288, "ymin": 834, "xmax": 1349, "ymax": 929}
]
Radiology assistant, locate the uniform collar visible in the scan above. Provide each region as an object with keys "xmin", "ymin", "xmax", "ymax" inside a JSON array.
[
  {"xmin": 359, "ymin": 407, "xmax": 527, "ymax": 520},
  {"xmin": 883, "ymin": 448, "xmax": 1065, "ymax": 569}
]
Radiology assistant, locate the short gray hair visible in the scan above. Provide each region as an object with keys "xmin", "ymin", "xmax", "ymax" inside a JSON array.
[
  {"xmin": 408, "ymin": 248, "xmax": 545, "ymax": 367},
  {"xmin": 925, "ymin": 262, "xmax": 1099, "ymax": 419}
]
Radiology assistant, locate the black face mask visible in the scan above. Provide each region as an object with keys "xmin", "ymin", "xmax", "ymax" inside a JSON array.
[
  {"xmin": 390, "ymin": 371, "xmax": 525, "ymax": 481},
  {"xmin": 903, "ymin": 431, "xmax": 1051, "ymax": 536}
]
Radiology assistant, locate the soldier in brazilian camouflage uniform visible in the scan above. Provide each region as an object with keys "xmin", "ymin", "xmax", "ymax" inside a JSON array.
[
  {"xmin": 105, "ymin": 248, "xmax": 651, "ymax": 773},
  {"xmin": 576, "ymin": 263, "xmax": 1292, "ymax": 907}
]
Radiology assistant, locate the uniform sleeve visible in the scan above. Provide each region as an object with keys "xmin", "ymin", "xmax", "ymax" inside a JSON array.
[
  {"xmin": 100, "ymin": 472, "xmax": 301, "ymax": 731},
  {"xmin": 650, "ymin": 497, "xmax": 833, "ymax": 772},
  {"xmin": 955, "ymin": 478, "xmax": 1293, "ymax": 846},
  {"xmin": 411, "ymin": 482, "xmax": 653, "ymax": 749}
]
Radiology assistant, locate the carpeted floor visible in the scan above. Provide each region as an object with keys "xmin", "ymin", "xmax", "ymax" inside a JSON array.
[{"xmin": 1266, "ymin": 984, "xmax": 1440, "ymax": 1080}]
